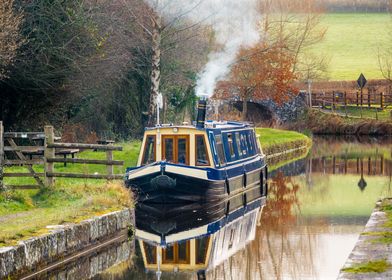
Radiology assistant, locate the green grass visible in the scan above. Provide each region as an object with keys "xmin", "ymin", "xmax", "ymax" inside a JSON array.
[
  {"xmin": 325, "ymin": 105, "xmax": 392, "ymax": 120},
  {"xmin": 257, "ymin": 128, "xmax": 311, "ymax": 150},
  {"xmin": 256, "ymin": 128, "xmax": 312, "ymax": 156},
  {"xmin": 0, "ymin": 141, "xmax": 140, "ymax": 247},
  {"xmin": 313, "ymin": 13, "xmax": 391, "ymax": 80},
  {"xmin": 342, "ymin": 260, "xmax": 390, "ymax": 274}
]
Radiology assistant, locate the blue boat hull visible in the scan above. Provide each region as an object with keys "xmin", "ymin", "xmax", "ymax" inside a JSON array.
[{"xmin": 125, "ymin": 160, "xmax": 268, "ymax": 203}]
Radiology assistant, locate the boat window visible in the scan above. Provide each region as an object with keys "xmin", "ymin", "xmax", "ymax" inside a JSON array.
[
  {"xmin": 235, "ymin": 132, "xmax": 243, "ymax": 157},
  {"xmin": 196, "ymin": 135, "xmax": 210, "ymax": 166},
  {"xmin": 142, "ymin": 136, "xmax": 156, "ymax": 165},
  {"xmin": 162, "ymin": 135, "xmax": 189, "ymax": 165},
  {"xmin": 215, "ymin": 134, "xmax": 226, "ymax": 166},
  {"xmin": 240, "ymin": 133, "xmax": 248, "ymax": 156},
  {"xmin": 163, "ymin": 244, "xmax": 175, "ymax": 263},
  {"xmin": 178, "ymin": 241, "xmax": 190, "ymax": 264},
  {"xmin": 196, "ymin": 237, "xmax": 210, "ymax": 264},
  {"xmin": 163, "ymin": 137, "xmax": 174, "ymax": 162},
  {"xmin": 178, "ymin": 138, "xmax": 187, "ymax": 164},
  {"xmin": 162, "ymin": 242, "xmax": 190, "ymax": 264},
  {"xmin": 246, "ymin": 132, "xmax": 255, "ymax": 155},
  {"xmin": 227, "ymin": 133, "xmax": 236, "ymax": 160},
  {"xmin": 143, "ymin": 242, "xmax": 157, "ymax": 264}
]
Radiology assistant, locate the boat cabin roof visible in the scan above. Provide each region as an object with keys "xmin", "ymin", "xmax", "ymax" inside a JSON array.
[{"xmin": 145, "ymin": 121, "xmax": 253, "ymax": 132}]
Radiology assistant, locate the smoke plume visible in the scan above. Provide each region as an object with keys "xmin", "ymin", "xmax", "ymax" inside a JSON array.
[{"xmin": 146, "ymin": 0, "xmax": 261, "ymax": 98}]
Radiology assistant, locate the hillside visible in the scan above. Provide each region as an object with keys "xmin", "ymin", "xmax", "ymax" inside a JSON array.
[{"xmin": 313, "ymin": 13, "xmax": 390, "ymax": 80}]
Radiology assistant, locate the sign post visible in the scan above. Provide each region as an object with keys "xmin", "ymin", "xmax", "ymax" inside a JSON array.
[{"xmin": 357, "ymin": 73, "xmax": 367, "ymax": 118}]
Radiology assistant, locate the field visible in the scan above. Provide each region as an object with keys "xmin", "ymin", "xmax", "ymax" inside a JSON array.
[{"xmin": 314, "ymin": 13, "xmax": 391, "ymax": 80}]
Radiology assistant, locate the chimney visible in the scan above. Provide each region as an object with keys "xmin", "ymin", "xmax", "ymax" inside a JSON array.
[{"xmin": 196, "ymin": 99, "xmax": 207, "ymax": 129}]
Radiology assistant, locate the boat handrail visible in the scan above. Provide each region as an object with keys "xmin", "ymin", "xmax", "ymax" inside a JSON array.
[{"xmin": 126, "ymin": 161, "xmax": 161, "ymax": 175}]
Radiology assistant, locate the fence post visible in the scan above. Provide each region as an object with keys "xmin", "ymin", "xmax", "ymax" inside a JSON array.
[
  {"xmin": 44, "ymin": 126, "xmax": 55, "ymax": 187},
  {"xmin": 356, "ymin": 90, "xmax": 359, "ymax": 107},
  {"xmin": 380, "ymin": 92, "xmax": 384, "ymax": 109},
  {"xmin": 332, "ymin": 91, "xmax": 335, "ymax": 111},
  {"xmin": 344, "ymin": 92, "xmax": 348, "ymax": 117},
  {"xmin": 367, "ymin": 88, "xmax": 371, "ymax": 108},
  {"xmin": 106, "ymin": 144, "xmax": 114, "ymax": 180},
  {"xmin": 0, "ymin": 121, "xmax": 4, "ymax": 190}
]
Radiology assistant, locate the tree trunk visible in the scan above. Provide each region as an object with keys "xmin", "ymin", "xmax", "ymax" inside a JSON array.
[
  {"xmin": 242, "ymin": 96, "xmax": 248, "ymax": 121},
  {"xmin": 147, "ymin": 15, "xmax": 162, "ymax": 127},
  {"xmin": 242, "ymin": 88, "xmax": 252, "ymax": 121}
]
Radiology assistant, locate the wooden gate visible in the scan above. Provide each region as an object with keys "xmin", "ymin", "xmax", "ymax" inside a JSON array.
[{"xmin": 0, "ymin": 122, "xmax": 124, "ymax": 190}]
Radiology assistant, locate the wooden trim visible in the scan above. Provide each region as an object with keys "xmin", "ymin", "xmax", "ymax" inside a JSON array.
[
  {"xmin": 141, "ymin": 135, "xmax": 156, "ymax": 165},
  {"xmin": 7, "ymin": 138, "xmax": 45, "ymax": 187},
  {"xmin": 48, "ymin": 143, "xmax": 122, "ymax": 151},
  {"xmin": 47, "ymin": 158, "xmax": 123, "ymax": 165},
  {"xmin": 4, "ymin": 132, "xmax": 44, "ymax": 138},
  {"xmin": 162, "ymin": 135, "xmax": 175, "ymax": 163},
  {"xmin": 4, "ymin": 185, "xmax": 40, "ymax": 189},
  {"xmin": 46, "ymin": 172, "xmax": 123, "ymax": 180},
  {"xmin": 4, "ymin": 172, "xmax": 44, "ymax": 177},
  {"xmin": 4, "ymin": 159, "xmax": 44, "ymax": 165},
  {"xmin": 4, "ymin": 146, "xmax": 45, "ymax": 152},
  {"xmin": 176, "ymin": 135, "xmax": 190, "ymax": 165},
  {"xmin": 162, "ymin": 241, "xmax": 191, "ymax": 265},
  {"xmin": 177, "ymin": 241, "xmax": 191, "ymax": 264},
  {"xmin": 195, "ymin": 134, "xmax": 210, "ymax": 166},
  {"xmin": 162, "ymin": 135, "xmax": 190, "ymax": 165}
]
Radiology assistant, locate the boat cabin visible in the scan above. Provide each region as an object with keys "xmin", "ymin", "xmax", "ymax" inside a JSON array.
[{"xmin": 137, "ymin": 121, "xmax": 263, "ymax": 169}]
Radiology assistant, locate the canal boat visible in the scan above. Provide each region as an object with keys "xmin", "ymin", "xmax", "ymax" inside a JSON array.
[
  {"xmin": 135, "ymin": 196, "xmax": 266, "ymax": 275},
  {"xmin": 125, "ymin": 100, "xmax": 268, "ymax": 203}
]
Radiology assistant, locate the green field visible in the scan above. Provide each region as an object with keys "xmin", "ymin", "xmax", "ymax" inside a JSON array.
[{"xmin": 314, "ymin": 13, "xmax": 391, "ymax": 80}]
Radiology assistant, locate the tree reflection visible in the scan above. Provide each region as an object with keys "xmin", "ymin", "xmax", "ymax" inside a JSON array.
[{"xmin": 205, "ymin": 172, "xmax": 320, "ymax": 280}]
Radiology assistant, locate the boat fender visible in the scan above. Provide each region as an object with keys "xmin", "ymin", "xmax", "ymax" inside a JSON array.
[
  {"xmin": 243, "ymin": 165, "xmax": 247, "ymax": 188},
  {"xmin": 265, "ymin": 166, "xmax": 268, "ymax": 180},
  {"xmin": 225, "ymin": 178, "xmax": 230, "ymax": 195},
  {"xmin": 243, "ymin": 172, "xmax": 247, "ymax": 188},
  {"xmin": 150, "ymin": 175, "xmax": 176, "ymax": 190},
  {"xmin": 242, "ymin": 193, "xmax": 247, "ymax": 206}
]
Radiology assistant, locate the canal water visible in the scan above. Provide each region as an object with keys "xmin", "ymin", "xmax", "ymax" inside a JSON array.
[{"xmin": 39, "ymin": 136, "xmax": 392, "ymax": 280}]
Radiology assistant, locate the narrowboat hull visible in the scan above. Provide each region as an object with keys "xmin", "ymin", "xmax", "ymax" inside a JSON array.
[{"xmin": 125, "ymin": 159, "xmax": 268, "ymax": 204}]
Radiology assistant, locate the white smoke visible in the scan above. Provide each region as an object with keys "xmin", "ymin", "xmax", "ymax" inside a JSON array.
[{"xmin": 146, "ymin": 0, "xmax": 261, "ymax": 98}]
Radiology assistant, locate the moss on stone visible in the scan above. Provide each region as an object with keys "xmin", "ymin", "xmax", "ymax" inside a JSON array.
[
  {"xmin": 363, "ymin": 231, "xmax": 392, "ymax": 244},
  {"xmin": 342, "ymin": 260, "xmax": 390, "ymax": 274}
]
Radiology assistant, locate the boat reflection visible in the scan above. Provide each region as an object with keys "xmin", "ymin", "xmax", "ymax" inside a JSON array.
[{"xmin": 135, "ymin": 189, "xmax": 266, "ymax": 278}]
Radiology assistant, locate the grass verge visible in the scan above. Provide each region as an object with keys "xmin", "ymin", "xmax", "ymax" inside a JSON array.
[
  {"xmin": 0, "ymin": 141, "xmax": 140, "ymax": 247},
  {"xmin": 295, "ymin": 109, "xmax": 392, "ymax": 135},
  {"xmin": 256, "ymin": 128, "xmax": 312, "ymax": 156}
]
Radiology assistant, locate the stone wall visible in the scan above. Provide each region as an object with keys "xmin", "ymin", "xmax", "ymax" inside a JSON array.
[
  {"xmin": 0, "ymin": 209, "xmax": 134, "ymax": 279},
  {"xmin": 208, "ymin": 93, "xmax": 307, "ymax": 124}
]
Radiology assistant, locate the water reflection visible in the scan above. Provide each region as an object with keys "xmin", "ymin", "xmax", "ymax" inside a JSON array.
[
  {"xmin": 40, "ymin": 137, "xmax": 392, "ymax": 279},
  {"xmin": 135, "ymin": 188, "xmax": 266, "ymax": 279}
]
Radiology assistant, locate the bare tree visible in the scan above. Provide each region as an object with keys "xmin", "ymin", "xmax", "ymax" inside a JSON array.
[
  {"xmin": 0, "ymin": 0, "xmax": 24, "ymax": 80},
  {"xmin": 120, "ymin": 0, "xmax": 209, "ymax": 126},
  {"xmin": 260, "ymin": 0, "xmax": 328, "ymax": 82}
]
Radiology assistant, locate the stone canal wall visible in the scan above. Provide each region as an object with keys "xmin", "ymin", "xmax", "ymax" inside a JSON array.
[
  {"xmin": 0, "ymin": 208, "xmax": 134, "ymax": 279},
  {"xmin": 338, "ymin": 198, "xmax": 392, "ymax": 279}
]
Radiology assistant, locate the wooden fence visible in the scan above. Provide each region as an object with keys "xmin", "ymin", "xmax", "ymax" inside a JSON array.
[
  {"xmin": 0, "ymin": 122, "xmax": 124, "ymax": 190},
  {"xmin": 311, "ymin": 91, "xmax": 392, "ymax": 109}
]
